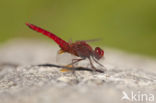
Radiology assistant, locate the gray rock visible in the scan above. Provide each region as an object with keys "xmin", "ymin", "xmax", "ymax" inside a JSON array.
[{"xmin": 0, "ymin": 39, "xmax": 156, "ymax": 103}]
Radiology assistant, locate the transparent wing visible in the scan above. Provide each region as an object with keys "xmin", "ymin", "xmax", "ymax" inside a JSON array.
[{"xmin": 76, "ymin": 38, "xmax": 101, "ymax": 43}]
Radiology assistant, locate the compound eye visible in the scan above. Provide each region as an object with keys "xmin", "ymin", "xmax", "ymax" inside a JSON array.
[
  {"xmin": 95, "ymin": 48, "xmax": 101, "ymax": 54},
  {"xmin": 100, "ymin": 49, "xmax": 104, "ymax": 56},
  {"xmin": 94, "ymin": 47, "xmax": 104, "ymax": 59}
]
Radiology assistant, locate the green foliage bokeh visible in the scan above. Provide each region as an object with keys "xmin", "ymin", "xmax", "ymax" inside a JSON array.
[{"xmin": 0, "ymin": 0, "xmax": 156, "ymax": 57}]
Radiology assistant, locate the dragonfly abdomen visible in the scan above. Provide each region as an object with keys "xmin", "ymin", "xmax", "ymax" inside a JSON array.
[{"xmin": 26, "ymin": 23, "xmax": 70, "ymax": 51}]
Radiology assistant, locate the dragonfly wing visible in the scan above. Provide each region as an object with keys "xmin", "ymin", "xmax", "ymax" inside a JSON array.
[
  {"xmin": 76, "ymin": 38, "xmax": 101, "ymax": 43},
  {"xmin": 68, "ymin": 38, "xmax": 73, "ymax": 44}
]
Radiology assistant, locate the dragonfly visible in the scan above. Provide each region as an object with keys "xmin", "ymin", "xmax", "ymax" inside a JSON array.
[{"xmin": 26, "ymin": 23, "xmax": 104, "ymax": 72}]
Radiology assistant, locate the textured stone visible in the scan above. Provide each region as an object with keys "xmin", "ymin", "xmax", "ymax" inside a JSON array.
[{"xmin": 0, "ymin": 39, "xmax": 156, "ymax": 103}]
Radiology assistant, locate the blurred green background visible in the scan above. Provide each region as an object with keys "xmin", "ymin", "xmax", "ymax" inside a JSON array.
[{"xmin": 0, "ymin": 0, "xmax": 156, "ymax": 57}]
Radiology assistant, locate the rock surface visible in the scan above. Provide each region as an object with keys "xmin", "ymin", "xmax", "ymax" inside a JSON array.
[{"xmin": 0, "ymin": 39, "xmax": 156, "ymax": 103}]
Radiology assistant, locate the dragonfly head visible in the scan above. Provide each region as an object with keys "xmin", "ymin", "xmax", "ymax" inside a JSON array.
[{"xmin": 93, "ymin": 47, "xmax": 104, "ymax": 60}]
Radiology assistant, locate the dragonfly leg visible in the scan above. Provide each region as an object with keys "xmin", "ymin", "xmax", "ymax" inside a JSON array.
[
  {"xmin": 60, "ymin": 58, "xmax": 85, "ymax": 72},
  {"xmin": 92, "ymin": 56, "xmax": 104, "ymax": 67},
  {"xmin": 71, "ymin": 58, "xmax": 85, "ymax": 65},
  {"xmin": 92, "ymin": 56, "xmax": 106, "ymax": 70},
  {"xmin": 88, "ymin": 57, "xmax": 97, "ymax": 71},
  {"xmin": 71, "ymin": 58, "xmax": 85, "ymax": 76}
]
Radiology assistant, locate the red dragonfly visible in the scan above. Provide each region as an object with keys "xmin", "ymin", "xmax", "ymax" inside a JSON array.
[{"xmin": 26, "ymin": 23, "xmax": 104, "ymax": 71}]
